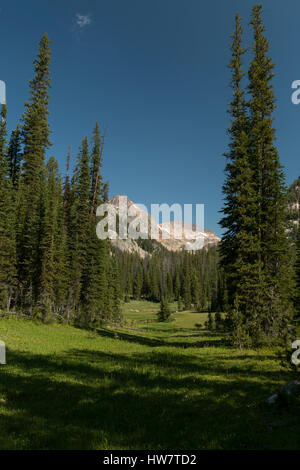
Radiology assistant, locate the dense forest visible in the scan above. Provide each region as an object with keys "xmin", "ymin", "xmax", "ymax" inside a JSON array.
[
  {"xmin": 0, "ymin": 33, "xmax": 224, "ymax": 328},
  {"xmin": 0, "ymin": 35, "xmax": 120, "ymax": 328},
  {"xmin": 0, "ymin": 4, "xmax": 299, "ymax": 352},
  {"xmin": 116, "ymin": 244, "xmax": 224, "ymax": 312}
]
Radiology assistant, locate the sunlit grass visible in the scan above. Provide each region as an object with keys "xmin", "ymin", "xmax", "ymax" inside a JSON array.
[{"xmin": 0, "ymin": 301, "xmax": 298, "ymax": 450}]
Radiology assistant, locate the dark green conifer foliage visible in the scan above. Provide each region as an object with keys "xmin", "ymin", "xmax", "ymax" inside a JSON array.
[
  {"xmin": 109, "ymin": 254, "xmax": 121, "ymax": 321},
  {"xmin": 38, "ymin": 157, "xmax": 68, "ymax": 320},
  {"xmin": 0, "ymin": 34, "xmax": 123, "ymax": 326},
  {"xmin": 220, "ymin": 13, "xmax": 258, "ymax": 328},
  {"xmin": 133, "ymin": 265, "xmax": 143, "ymax": 299},
  {"xmin": 80, "ymin": 124, "xmax": 120, "ymax": 327},
  {"xmin": 182, "ymin": 254, "xmax": 191, "ymax": 309},
  {"xmin": 166, "ymin": 272, "xmax": 174, "ymax": 300},
  {"xmin": 220, "ymin": 7, "xmax": 293, "ymax": 346},
  {"xmin": 247, "ymin": 4, "xmax": 293, "ymax": 340},
  {"xmin": 103, "ymin": 182, "xmax": 110, "ymax": 202},
  {"xmin": 206, "ymin": 312, "xmax": 214, "ymax": 331},
  {"xmin": 0, "ymin": 104, "xmax": 17, "ymax": 310},
  {"xmin": 90, "ymin": 122, "xmax": 104, "ymax": 217},
  {"xmin": 63, "ymin": 146, "xmax": 72, "ymax": 235},
  {"xmin": 69, "ymin": 137, "xmax": 91, "ymax": 318},
  {"xmin": 191, "ymin": 267, "xmax": 200, "ymax": 309},
  {"xmin": 157, "ymin": 297, "xmax": 171, "ymax": 322},
  {"xmin": 174, "ymin": 272, "xmax": 181, "ymax": 300},
  {"xmin": 8, "ymin": 127, "xmax": 22, "ymax": 189},
  {"xmin": 19, "ymin": 33, "xmax": 51, "ymax": 311}
]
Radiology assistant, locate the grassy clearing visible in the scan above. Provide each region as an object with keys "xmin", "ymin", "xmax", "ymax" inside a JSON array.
[{"xmin": 0, "ymin": 300, "xmax": 299, "ymax": 450}]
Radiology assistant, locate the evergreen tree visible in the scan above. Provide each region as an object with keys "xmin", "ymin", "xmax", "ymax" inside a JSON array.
[
  {"xmin": 63, "ymin": 146, "xmax": 72, "ymax": 235},
  {"xmin": 8, "ymin": 127, "xmax": 22, "ymax": 189},
  {"xmin": 182, "ymin": 254, "xmax": 191, "ymax": 310},
  {"xmin": 206, "ymin": 312, "xmax": 214, "ymax": 331},
  {"xmin": 38, "ymin": 157, "xmax": 68, "ymax": 320},
  {"xmin": 103, "ymin": 182, "xmax": 110, "ymax": 202},
  {"xmin": 191, "ymin": 267, "xmax": 200, "ymax": 309},
  {"xmin": 166, "ymin": 272, "xmax": 174, "ymax": 300},
  {"xmin": 174, "ymin": 272, "xmax": 181, "ymax": 300},
  {"xmin": 247, "ymin": 4, "xmax": 293, "ymax": 340},
  {"xmin": 219, "ymin": 13, "xmax": 258, "ymax": 326},
  {"xmin": 90, "ymin": 122, "xmax": 104, "ymax": 217},
  {"xmin": 133, "ymin": 265, "xmax": 143, "ymax": 299},
  {"xmin": 0, "ymin": 104, "xmax": 17, "ymax": 310},
  {"xmin": 0, "ymin": 34, "xmax": 122, "ymax": 328},
  {"xmin": 157, "ymin": 297, "xmax": 171, "ymax": 322},
  {"xmin": 69, "ymin": 137, "xmax": 91, "ymax": 317},
  {"xmin": 109, "ymin": 254, "xmax": 121, "ymax": 322},
  {"xmin": 79, "ymin": 124, "xmax": 120, "ymax": 327},
  {"xmin": 18, "ymin": 33, "xmax": 51, "ymax": 311},
  {"xmin": 220, "ymin": 7, "xmax": 293, "ymax": 346}
]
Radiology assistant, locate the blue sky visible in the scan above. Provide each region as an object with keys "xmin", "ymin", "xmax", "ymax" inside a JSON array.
[{"xmin": 1, "ymin": 0, "xmax": 299, "ymax": 236}]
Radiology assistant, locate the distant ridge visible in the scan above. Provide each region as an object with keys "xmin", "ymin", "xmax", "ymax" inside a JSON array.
[{"xmin": 107, "ymin": 195, "xmax": 221, "ymax": 256}]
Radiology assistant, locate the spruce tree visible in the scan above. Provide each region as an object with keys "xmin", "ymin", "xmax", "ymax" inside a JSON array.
[
  {"xmin": 38, "ymin": 157, "xmax": 68, "ymax": 321},
  {"xmin": 157, "ymin": 297, "xmax": 171, "ymax": 322},
  {"xmin": 220, "ymin": 7, "xmax": 293, "ymax": 346},
  {"xmin": 0, "ymin": 104, "xmax": 17, "ymax": 310},
  {"xmin": 79, "ymin": 124, "xmax": 120, "ymax": 327},
  {"xmin": 248, "ymin": 4, "xmax": 293, "ymax": 340},
  {"xmin": 109, "ymin": 254, "xmax": 121, "ymax": 322},
  {"xmin": 8, "ymin": 127, "xmax": 22, "ymax": 189},
  {"xmin": 69, "ymin": 137, "xmax": 91, "ymax": 318},
  {"xmin": 191, "ymin": 267, "xmax": 200, "ymax": 310},
  {"xmin": 219, "ymin": 13, "xmax": 259, "ymax": 329},
  {"xmin": 182, "ymin": 254, "xmax": 191, "ymax": 310},
  {"xmin": 90, "ymin": 122, "xmax": 104, "ymax": 217},
  {"xmin": 133, "ymin": 265, "xmax": 143, "ymax": 299},
  {"xmin": 174, "ymin": 272, "xmax": 181, "ymax": 300},
  {"xmin": 18, "ymin": 33, "xmax": 51, "ymax": 312}
]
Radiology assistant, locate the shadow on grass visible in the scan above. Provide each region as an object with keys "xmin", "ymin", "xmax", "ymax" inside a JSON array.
[
  {"xmin": 97, "ymin": 328, "xmax": 229, "ymax": 349},
  {"xmin": 0, "ymin": 346, "xmax": 296, "ymax": 450}
]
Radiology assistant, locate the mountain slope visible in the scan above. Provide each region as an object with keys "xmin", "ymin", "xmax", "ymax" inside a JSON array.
[
  {"xmin": 107, "ymin": 195, "xmax": 221, "ymax": 254},
  {"xmin": 287, "ymin": 176, "xmax": 300, "ymax": 239}
]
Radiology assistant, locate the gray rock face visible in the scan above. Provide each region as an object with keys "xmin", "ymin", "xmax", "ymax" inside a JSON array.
[{"xmin": 107, "ymin": 195, "xmax": 221, "ymax": 255}]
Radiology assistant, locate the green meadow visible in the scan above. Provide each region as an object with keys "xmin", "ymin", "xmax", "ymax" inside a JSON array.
[{"xmin": 0, "ymin": 300, "xmax": 299, "ymax": 450}]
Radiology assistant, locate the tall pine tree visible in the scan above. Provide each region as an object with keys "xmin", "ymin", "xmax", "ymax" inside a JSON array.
[
  {"xmin": 248, "ymin": 4, "xmax": 293, "ymax": 340},
  {"xmin": 18, "ymin": 33, "xmax": 51, "ymax": 312},
  {"xmin": 0, "ymin": 104, "xmax": 17, "ymax": 310}
]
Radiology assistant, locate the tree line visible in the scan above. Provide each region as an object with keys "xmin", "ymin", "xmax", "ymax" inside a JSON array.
[
  {"xmin": 115, "ymin": 244, "xmax": 225, "ymax": 312},
  {"xmin": 0, "ymin": 34, "xmax": 120, "ymax": 327},
  {"xmin": 1, "ymin": 6, "xmax": 299, "ymax": 347}
]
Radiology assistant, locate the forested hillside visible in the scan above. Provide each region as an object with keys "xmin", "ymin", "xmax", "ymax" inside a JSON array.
[{"xmin": 115, "ymin": 244, "xmax": 225, "ymax": 312}]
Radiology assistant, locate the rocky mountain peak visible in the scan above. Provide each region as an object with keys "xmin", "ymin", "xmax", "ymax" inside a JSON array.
[{"xmin": 106, "ymin": 195, "xmax": 221, "ymax": 256}]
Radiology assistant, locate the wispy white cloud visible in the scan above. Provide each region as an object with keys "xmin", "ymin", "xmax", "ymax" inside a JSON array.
[{"xmin": 75, "ymin": 13, "xmax": 91, "ymax": 30}]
